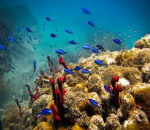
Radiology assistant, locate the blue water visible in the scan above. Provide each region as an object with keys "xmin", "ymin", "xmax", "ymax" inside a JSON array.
[{"xmin": 0, "ymin": 0, "xmax": 149, "ymax": 106}]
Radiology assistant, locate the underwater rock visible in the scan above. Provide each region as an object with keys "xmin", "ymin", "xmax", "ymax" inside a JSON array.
[
  {"xmin": 119, "ymin": 93, "xmax": 136, "ymax": 121},
  {"xmin": 101, "ymin": 65, "xmax": 142, "ymax": 86},
  {"xmin": 115, "ymin": 48, "xmax": 150, "ymax": 69},
  {"xmin": 88, "ymin": 115, "xmax": 105, "ymax": 130},
  {"xmin": 105, "ymin": 114, "xmax": 121, "ymax": 130},
  {"xmin": 132, "ymin": 83, "xmax": 150, "ymax": 115},
  {"xmin": 134, "ymin": 34, "xmax": 150, "ymax": 49},
  {"xmin": 141, "ymin": 63, "xmax": 150, "ymax": 83},
  {"xmin": 123, "ymin": 109, "xmax": 149, "ymax": 129}
]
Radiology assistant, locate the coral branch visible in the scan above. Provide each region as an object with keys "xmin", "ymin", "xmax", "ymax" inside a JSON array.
[
  {"xmin": 49, "ymin": 77, "xmax": 56, "ymax": 104},
  {"xmin": 14, "ymin": 98, "xmax": 22, "ymax": 117},
  {"xmin": 47, "ymin": 56, "xmax": 55, "ymax": 77},
  {"xmin": 59, "ymin": 56, "xmax": 68, "ymax": 69}
]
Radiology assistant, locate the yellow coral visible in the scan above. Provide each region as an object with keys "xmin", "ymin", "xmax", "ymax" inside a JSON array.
[
  {"xmin": 33, "ymin": 122, "xmax": 55, "ymax": 130},
  {"xmin": 84, "ymin": 88, "xmax": 88, "ymax": 93},
  {"xmin": 72, "ymin": 124, "xmax": 86, "ymax": 130}
]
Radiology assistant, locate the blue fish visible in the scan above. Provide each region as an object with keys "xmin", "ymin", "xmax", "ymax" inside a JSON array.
[
  {"xmin": 25, "ymin": 27, "xmax": 32, "ymax": 34},
  {"xmin": 81, "ymin": 69, "xmax": 90, "ymax": 74},
  {"xmin": 82, "ymin": 45, "xmax": 92, "ymax": 50},
  {"xmin": 34, "ymin": 61, "xmax": 37, "ymax": 72},
  {"xmin": 69, "ymin": 40, "xmax": 78, "ymax": 45},
  {"xmin": 0, "ymin": 44, "xmax": 5, "ymax": 50},
  {"xmin": 96, "ymin": 45, "xmax": 105, "ymax": 51},
  {"xmin": 104, "ymin": 85, "xmax": 112, "ymax": 94},
  {"xmin": 29, "ymin": 36, "xmax": 32, "ymax": 41},
  {"xmin": 46, "ymin": 17, "xmax": 51, "ymax": 21},
  {"xmin": 94, "ymin": 60, "xmax": 103, "ymax": 65},
  {"xmin": 55, "ymin": 49, "xmax": 67, "ymax": 55},
  {"xmin": 64, "ymin": 68, "xmax": 74, "ymax": 75},
  {"xmin": 82, "ymin": 7, "xmax": 91, "ymax": 15},
  {"xmin": 92, "ymin": 48, "xmax": 100, "ymax": 53},
  {"xmin": 88, "ymin": 21, "xmax": 96, "ymax": 28},
  {"xmin": 113, "ymin": 39, "xmax": 122, "ymax": 44},
  {"xmin": 9, "ymin": 36, "xmax": 18, "ymax": 43},
  {"xmin": 65, "ymin": 28, "xmax": 73, "ymax": 34},
  {"xmin": 88, "ymin": 99, "xmax": 99, "ymax": 107},
  {"xmin": 74, "ymin": 66, "xmax": 82, "ymax": 71},
  {"xmin": 50, "ymin": 33, "xmax": 57, "ymax": 38},
  {"xmin": 37, "ymin": 108, "xmax": 52, "ymax": 118}
]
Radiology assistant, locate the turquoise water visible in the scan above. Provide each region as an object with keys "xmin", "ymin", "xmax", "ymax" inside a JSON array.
[{"xmin": 0, "ymin": 0, "xmax": 149, "ymax": 107}]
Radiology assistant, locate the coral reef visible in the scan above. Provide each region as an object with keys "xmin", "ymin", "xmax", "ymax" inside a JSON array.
[{"xmin": 1, "ymin": 35, "xmax": 150, "ymax": 130}]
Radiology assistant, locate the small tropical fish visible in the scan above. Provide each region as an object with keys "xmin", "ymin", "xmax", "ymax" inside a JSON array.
[
  {"xmin": 81, "ymin": 69, "xmax": 90, "ymax": 74},
  {"xmin": 55, "ymin": 49, "xmax": 67, "ymax": 55},
  {"xmin": 9, "ymin": 36, "xmax": 18, "ymax": 43},
  {"xmin": 74, "ymin": 66, "xmax": 82, "ymax": 71},
  {"xmin": 50, "ymin": 33, "xmax": 57, "ymax": 38},
  {"xmin": 34, "ymin": 61, "xmax": 37, "ymax": 72},
  {"xmin": 113, "ymin": 39, "xmax": 122, "ymax": 44},
  {"xmin": 37, "ymin": 108, "xmax": 52, "ymax": 118},
  {"xmin": 29, "ymin": 36, "xmax": 32, "ymax": 41},
  {"xmin": 88, "ymin": 99, "xmax": 99, "ymax": 107},
  {"xmin": 46, "ymin": 16, "xmax": 51, "ymax": 21},
  {"xmin": 0, "ymin": 44, "xmax": 5, "ymax": 50},
  {"xmin": 64, "ymin": 68, "xmax": 74, "ymax": 75},
  {"xmin": 25, "ymin": 27, "xmax": 32, "ymax": 34},
  {"xmin": 104, "ymin": 85, "xmax": 112, "ymax": 94},
  {"xmin": 92, "ymin": 48, "xmax": 100, "ymax": 53},
  {"xmin": 96, "ymin": 45, "xmax": 105, "ymax": 51},
  {"xmin": 94, "ymin": 59, "xmax": 103, "ymax": 65},
  {"xmin": 65, "ymin": 28, "xmax": 73, "ymax": 34},
  {"xmin": 82, "ymin": 45, "xmax": 92, "ymax": 49},
  {"xmin": 69, "ymin": 40, "xmax": 78, "ymax": 45},
  {"xmin": 82, "ymin": 7, "xmax": 91, "ymax": 15},
  {"xmin": 88, "ymin": 21, "xmax": 96, "ymax": 28}
]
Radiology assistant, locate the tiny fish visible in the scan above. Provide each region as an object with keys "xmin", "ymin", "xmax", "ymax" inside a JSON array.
[
  {"xmin": 50, "ymin": 33, "xmax": 57, "ymax": 38},
  {"xmin": 69, "ymin": 40, "xmax": 78, "ymax": 45},
  {"xmin": 81, "ymin": 69, "xmax": 90, "ymax": 74},
  {"xmin": 46, "ymin": 16, "xmax": 51, "ymax": 21},
  {"xmin": 64, "ymin": 68, "xmax": 74, "ymax": 75},
  {"xmin": 29, "ymin": 36, "xmax": 32, "ymax": 41},
  {"xmin": 55, "ymin": 49, "xmax": 67, "ymax": 55},
  {"xmin": 113, "ymin": 39, "xmax": 122, "ymax": 44},
  {"xmin": 82, "ymin": 45, "xmax": 92, "ymax": 49},
  {"xmin": 65, "ymin": 28, "xmax": 73, "ymax": 34},
  {"xmin": 82, "ymin": 7, "xmax": 91, "ymax": 15},
  {"xmin": 37, "ymin": 108, "xmax": 52, "ymax": 118},
  {"xmin": 96, "ymin": 45, "xmax": 105, "ymax": 51},
  {"xmin": 25, "ymin": 27, "xmax": 32, "ymax": 34},
  {"xmin": 28, "ymin": 41, "xmax": 30, "ymax": 43},
  {"xmin": 74, "ymin": 66, "xmax": 82, "ymax": 71},
  {"xmin": 88, "ymin": 99, "xmax": 99, "ymax": 107},
  {"xmin": 92, "ymin": 48, "xmax": 100, "ymax": 53},
  {"xmin": 34, "ymin": 61, "xmax": 37, "ymax": 72},
  {"xmin": 0, "ymin": 44, "xmax": 5, "ymax": 50},
  {"xmin": 88, "ymin": 21, "xmax": 96, "ymax": 28},
  {"xmin": 94, "ymin": 59, "xmax": 103, "ymax": 65},
  {"xmin": 104, "ymin": 85, "xmax": 112, "ymax": 94},
  {"xmin": 9, "ymin": 36, "xmax": 18, "ymax": 43}
]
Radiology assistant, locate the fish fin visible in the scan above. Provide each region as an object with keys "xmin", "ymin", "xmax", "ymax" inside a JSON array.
[{"xmin": 89, "ymin": 12, "xmax": 92, "ymax": 16}]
